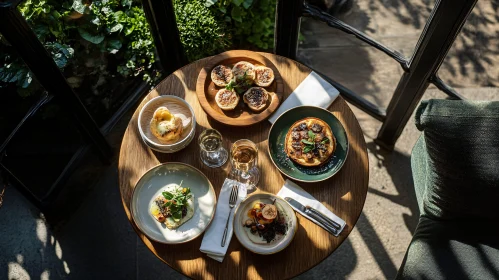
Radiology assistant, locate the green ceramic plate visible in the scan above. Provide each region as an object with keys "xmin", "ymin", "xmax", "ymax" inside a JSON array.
[{"xmin": 268, "ymin": 106, "xmax": 349, "ymax": 182}]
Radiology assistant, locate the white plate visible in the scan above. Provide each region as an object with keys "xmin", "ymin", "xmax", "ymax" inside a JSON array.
[
  {"xmin": 233, "ymin": 193, "xmax": 297, "ymax": 255},
  {"xmin": 131, "ymin": 163, "xmax": 217, "ymax": 244}
]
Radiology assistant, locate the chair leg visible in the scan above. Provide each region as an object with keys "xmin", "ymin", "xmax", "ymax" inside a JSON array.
[
  {"xmin": 376, "ymin": 0, "xmax": 477, "ymax": 149},
  {"xmin": 274, "ymin": 0, "xmax": 304, "ymax": 59}
]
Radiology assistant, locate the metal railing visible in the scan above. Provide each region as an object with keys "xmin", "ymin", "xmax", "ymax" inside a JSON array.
[{"xmin": 274, "ymin": 0, "xmax": 477, "ymax": 149}]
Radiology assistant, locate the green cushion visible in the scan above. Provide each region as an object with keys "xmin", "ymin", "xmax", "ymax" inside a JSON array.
[
  {"xmin": 396, "ymin": 217, "xmax": 499, "ymax": 280},
  {"xmin": 415, "ymin": 100, "xmax": 499, "ymax": 220},
  {"xmin": 410, "ymin": 136, "xmax": 427, "ymax": 215}
]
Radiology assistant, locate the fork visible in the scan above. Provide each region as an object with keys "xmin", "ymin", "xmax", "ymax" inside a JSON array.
[{"xmin": 221, "ymin": 185, "xmax": 239, "ymax": 247}]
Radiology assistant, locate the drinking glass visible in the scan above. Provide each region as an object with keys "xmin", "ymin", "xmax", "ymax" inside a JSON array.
[
  {"xmin": 198, "ymin": 129, "xmax": 228, "ymax": 168},
  {"xmin": 229, "ymin": 139, "xmax": 260, "ymax": 194}
]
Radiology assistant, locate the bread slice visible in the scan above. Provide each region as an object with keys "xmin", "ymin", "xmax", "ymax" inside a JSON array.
[
  {"xmin": 254, "ymin": 66, "xmax": 274, "ymax": 87},
  {"xmin": 211, "ymin": 65, "xmax": 233, "ymax": 87},
  {"xmin": 232, "ymin": 61, "xmax": 256, "ymax": 81},
  {"xmin": 243, "ymin": 87, "xmax": 269, "ymax": 112},
  {"xmin": 284, "ymin": 117, "xmax": 336, "ymax": 167},
  {"xmin": 215, "ymin": 89, "xmax": 240, "ymax": 110}
]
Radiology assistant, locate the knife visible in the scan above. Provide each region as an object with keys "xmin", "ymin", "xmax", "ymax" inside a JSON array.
[
  {"xmin": 305, "ymin": 206, "xmax": 342, "ymax": 230},
  {"xmin": 284, "ymin": 197, "xmax": 339, "ymax": 235}
]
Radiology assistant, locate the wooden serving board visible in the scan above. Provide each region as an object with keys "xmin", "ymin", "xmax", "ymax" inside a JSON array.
[{"xmin": 196, "ymin": 50, "xmax": 284, "ymax": 126}]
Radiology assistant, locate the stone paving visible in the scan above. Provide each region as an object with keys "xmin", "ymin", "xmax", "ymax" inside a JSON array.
[{"xmin": 1, "ymin": 0, "xmax": 498, "ymax": 279}]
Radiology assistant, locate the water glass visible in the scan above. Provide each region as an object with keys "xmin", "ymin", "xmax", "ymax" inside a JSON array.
[{"xmin": 198, "ymin": 129, "xmax": 228, "ymax": 168}]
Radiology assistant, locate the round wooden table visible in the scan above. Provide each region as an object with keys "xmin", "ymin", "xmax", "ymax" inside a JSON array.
[{"xmin": 118, "ymin": 52, "xmax": 369, "ymax": 280}]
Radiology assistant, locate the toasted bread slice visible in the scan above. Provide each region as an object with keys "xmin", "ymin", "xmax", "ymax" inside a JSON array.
[
  {"xmin": 215, "ymin": 89, "xmax": 240, "ymax": 110},
  {"xmin": 211, "ymin": 65, "xmax": 233, "ymax": 87},
  {"xmin": 284, "ymin": 117, "xmax": 335, "ymax": 166},
  {"xmin": 254, "ymin": 66, "xmax": 274, "ymax": 87},
  {"xmin": 232, "ymin": 61, "xmax": 256, "ymax": 81},
  {"xmin": 243, "ymin": 87, "xmax": 270, "ymax": 112}
]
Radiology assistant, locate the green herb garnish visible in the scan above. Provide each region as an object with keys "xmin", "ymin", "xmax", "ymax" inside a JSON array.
[
  {"xmin": 308, "ymin": 130, "xmax": 316, "ymax": 141},
  {"xmin": 161, "ymin": 186, "xmax": 192, "ymax": 221},
  {"xmin": 303, "ymin": 145, "xmax": 313, "ymax": 153},
  {"xmin": 225, "ymin": 70, "xmax": 251, "ymax": 94},
  {"xmin": 301, "ymin": 139, "xmax": 314, "ymax": 145},
  {"xmin": 320, "ymin": 137, "xmax": 330, "ymax": 144},
  {"xmin": 225, "ymin": 80, "xmax": 236, "ymax": 90},
  {"xmin": 301, "ymin": 130, "xmax": 317, "ymax": 154}
]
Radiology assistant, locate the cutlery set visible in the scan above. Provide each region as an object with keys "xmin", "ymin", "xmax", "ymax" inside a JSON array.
[{"xmin": 285, "ymin": 197, "xmax": 342, "ymax": 235}]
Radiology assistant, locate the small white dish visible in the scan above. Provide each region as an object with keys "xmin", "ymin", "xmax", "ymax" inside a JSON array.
[
  {"xmin": 138, "ymin": 95, "xmax": 196, "ymax": 153},
  {"xmin": 130, "ymin": 163, "xmax": 217, "ymax": 244},
  {"xmin": 233, "ymin": 193, "xmax": 297, "ymax": 255}
]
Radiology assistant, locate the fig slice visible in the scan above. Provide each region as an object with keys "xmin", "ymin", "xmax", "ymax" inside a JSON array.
[{"xmin": 262, "ymin": 204, "xmax": 278, "ymax": 220}]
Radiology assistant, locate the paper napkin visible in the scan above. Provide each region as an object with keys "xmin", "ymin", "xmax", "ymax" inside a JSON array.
[
  {"xmin": 268, "ymin": 71, "xmax": 340, "ymax": 123},
  {"xmin": 277, "ymin": 179, "xmax": 346, "ymax": 236},
  {"xmin": 200, "ymin": 179, "xmax": 247, "ymax": 262}
]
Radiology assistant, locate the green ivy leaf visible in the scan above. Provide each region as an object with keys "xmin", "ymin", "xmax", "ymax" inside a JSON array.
[
  {"xmin": 232, "ymin": 0, "xmax": 244, "ymax": 6},
  {"xmin": 109, "ymin": 23, "xmax": 123, "ymax": 33},
  {"xmin": 91, "ymin": 17, "xmax": 101, "ymax": 26},
  {"xmin": 204, "ymin": 0, "xmax": 217, "ymax": 7},
  {"xmin": 231, "ymin": 6, "xmax": 243, "ymax": 22},
  {"xmin": 78, "ymin": 28, "xmax": 105, "ymax": 44},
  {"xmin": 52, "ymin": 53, "xmax": 68, "ymax": 68},
  {"xmin": 72, "ymin": 0, "xmax": 87, "ymax": 14},
  {"xmin": 107, "ymin": 39, "xmax": 122, "ymax": 53},
  {"xmin": 121, "ymin": 0, "xmax": 132, "ymax": 8},
  {"xmin": 125, "ymin": 26, "xmax": 135, "ymax": 35},
  {"xmin": 242, "ymin": 0, "xmax": 254, "ymax": 9},
  {"xmin": 218, "ymin": 6, "xmax": 226, "ymax": 14}
]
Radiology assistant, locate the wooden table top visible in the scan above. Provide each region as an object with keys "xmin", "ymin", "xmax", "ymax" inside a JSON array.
[{"xmin": 118, "ymin": 52, "xmax": 369, "ymax": 280}]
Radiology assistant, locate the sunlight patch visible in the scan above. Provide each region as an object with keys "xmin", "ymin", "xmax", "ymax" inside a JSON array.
[
  {"xmin": 55, "ymin": 241, "xmax": 62, "ymax": 259},
  {"xmin": 36, "ymin": 214, "xmax": 48, "ymax": 247},
  {"xmin": 8, "ymin": 262, "xmax": 30, "ymax": 280},
  {"xmin": 41, "ymin": 270, "xmax": 50, "ymax": 280},
  {"xmin": 63, "ymin": 261, "xmax": 71, "ymax": 274}
]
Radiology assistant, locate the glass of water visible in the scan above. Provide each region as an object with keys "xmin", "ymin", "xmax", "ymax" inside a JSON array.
[{"xmin": 198, "ymin": 129, "xmax": 228, "ymax": 168}]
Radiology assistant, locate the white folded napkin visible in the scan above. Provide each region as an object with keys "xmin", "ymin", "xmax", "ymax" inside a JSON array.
[
  {"xmin": 268, "ymin": 71, "xmax": 340, "ymax": 123},
  {"xmin": 277, "ymin": 179, "xmax": 346, "ymax": 236},
  {"xmin": 200, "ymin": 179, "xmax": 247, "ymax": 262}
]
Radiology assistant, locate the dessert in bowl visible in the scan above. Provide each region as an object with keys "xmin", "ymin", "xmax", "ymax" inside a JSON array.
[{"xmin": 138, "ymin": 95, "xmax": 196, "ymax": 153}]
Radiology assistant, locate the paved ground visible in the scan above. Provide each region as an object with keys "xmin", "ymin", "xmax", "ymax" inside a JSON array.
[{"xmin": 1, "ymin": 0, "xmax": 498, "ymax": 279}]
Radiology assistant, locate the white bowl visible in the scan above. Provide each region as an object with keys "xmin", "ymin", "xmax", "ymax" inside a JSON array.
[
  {"xmin": 233, "ymin": 193, "xmax": 297, "ymax": 255},
  {"xmin": 138, "ymin": 95, "xmax": 196, "ymax": 153}
]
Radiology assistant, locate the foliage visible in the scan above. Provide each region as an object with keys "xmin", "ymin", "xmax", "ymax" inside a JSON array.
[
  {"xmin": 0, "ymin": 0, "xmax": 159, "ymax": 98},
  {"xmin": 205, "ymin": 0, "xmax": 276, "ymax": 50},
  {"xmin": 0, "ymin": 0, "xmax": 277, "ymax": 101},
  {"xmin": 174, "ymin": 0, "xmax": 231, "ymax": 61}
]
